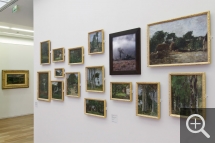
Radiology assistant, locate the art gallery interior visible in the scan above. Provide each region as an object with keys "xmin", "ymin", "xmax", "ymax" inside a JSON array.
[{"xmin": 0, "ymin": 0, "xmax": 215, "ymax": 143}]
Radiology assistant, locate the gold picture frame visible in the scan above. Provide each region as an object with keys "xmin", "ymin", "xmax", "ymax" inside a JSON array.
[
  {"xmin": 169, "ymin": 72, "xmax": 206, "ymax": 118},
  {"xmin": 54, "ymin": 68, "xmax": 65, "ymax": 78},
  {"xmin": 51, "ymin": 81, "xmax": 64, "ymax": 101},
  {"xmin": 85, "ymin": 66, "xmax": 105, "ymax": 92},
  {"xmin": 37, "ymin": 71, "xmax": 51, "ymax": 102},
  {"xmin": 136, "ymin": 82, "xmax": 160, "ymax": 119},
  {"xmin": 2, "ymin": 70, "xmax": 29, "ymax": 89},
  {"xmin": 84, "ymin": 98, "xmax": 106, "ymax": 118},
  {"xmin": 110, "ymin": 82, "xmax": 132, "ymax": 102},
  {"xmin": 147, "ymin": 11, "xmax": 211, "ymax": 67},
  {"xmin": 65, "ymin": 72, "xmax": 80, "ymax": 97},
  {"xmin": 88, "ymin": 29, "xmax": 104, "ymax": 55},
  {"xmin": 40, "ymin": 40, "xmax": 51, "ymax": 64},
  {"xmin": 68, "ymin": 47, "xmax": 84, "ymax": 65},
  {"xmin": 52, "ymin": 47, "xmax": 65, "ymax": 62}
]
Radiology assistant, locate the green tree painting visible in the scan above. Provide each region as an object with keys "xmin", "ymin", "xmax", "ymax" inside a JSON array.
[
  {"xmin": 69, "ymin": 48, "xmax": 82, "ymax": 63},
  {"xmin": 86, "ymin": 99, "xmax": 104, "ymax": 116}
]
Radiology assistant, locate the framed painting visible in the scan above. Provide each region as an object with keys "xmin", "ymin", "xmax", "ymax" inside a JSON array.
[
  {"xmin": 148, "ymin": 11, "xmax": 211, "ymax": 67},
  {"xmin": 65, "ymin": 72, "xmax": 80, "ymax": 97},
  {"xmin": 54, "ymin": 68, "xmax": 64, "ymax": 78},
  {"xmin": 136, "ymin": 82, "xmax": 160, "ymax": 119},
  {"xmin": 52, "ymin": 47, "xmax": 65, "ymax": 62},
  {"xmin": 51, "ymin": 81, "xmax": 64, "ymax": 101},
  {"xmin": 37, "ymin": 71, "xmax": 51, "ymax": 101},
  {"xmin": 40, "ymin": 40, "xmax": 51, "ymax": 64},
  {"xmin": 110, "ymin": 82, "xmax": 132, "ymax": 102},
  {"xmin": 85, "ymin": 66, "xmax": 104, "ymax": 92},
  {"xmin": 109, "ymin": 28, "xmax": 141, "ymax": 75},
  {"xmin": 2, "ymin": 70, "xmax": 29, "ymax": 89},
  {"xmin": 68, "ymin": 47, "xmax": 84, "ymax": 65},
  {"xmin": 84, "ymin": 98, "xmax": 106, "ymax": 118},
  {"xmin": 169, "ymin": 72, "xmax": 206, "ymax": 118},
  {"xmin": 88, "ymin": 29, "xmax": 104, "ymax": 54}
]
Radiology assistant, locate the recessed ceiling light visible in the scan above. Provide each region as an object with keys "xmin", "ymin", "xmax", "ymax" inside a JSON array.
[{"xmin": 11, "ymin": 27, "xmax": 34, "ymax": 33}]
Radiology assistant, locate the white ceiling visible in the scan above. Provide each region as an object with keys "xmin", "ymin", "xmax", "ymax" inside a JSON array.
[{"xmin": 0, "ymin": 0, "xmax": 33, "ymax": 28}]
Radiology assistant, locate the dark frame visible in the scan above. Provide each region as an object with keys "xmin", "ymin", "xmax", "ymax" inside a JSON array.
[{"xmin": 109, "ymin": 28, "xmax": 141, "ymax": 75}]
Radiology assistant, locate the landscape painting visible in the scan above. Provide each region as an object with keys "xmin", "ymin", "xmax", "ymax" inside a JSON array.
[
  {"xmin": 54, "ymin": 68, "xmax": 64, "ymax": 77},
  {"xmin": 169, "ymin": 73, "xmax": 206, "ymax": 118},
  {"xmin": 66, "ymin": 72, "xmax": 80, "ymax": 97},
  {"xmin": 136, "ymin": 82, "xmax": 160, "ymax": 119},
  {"xmin": 53, "ymin": 48, "xmax": 64, "ymax": 62},
  {"xmin": 109, "ymin": 28, "xmax": 141, "ymax": 75},
  {"xmin": 85, "ymin": 98, "xmax": 106, "ymax": 118},
  {"xmin": 68, "ymin": 47, "xmax": 84, "ymax": 64},
  {"xmin": 88, "ymin": 29, "xmax": 104, "ymax": 54},
  {"xmin": 110, "ymin": 82, "xmax": 132, "ymax": 101},
  {"xmin": 51, "ymin": 81, "xmax": 64, "ymax": 101},
  {"xmin": 40, "ymin": 40, "xmax": 51, "ymax": 64},
  {"xmin": 86, "ymin": 66, "xmax": 104, "ymax": 92},
  {"xmin": 37, "ymin": 71, "xmax": 50, "ymax": 101},
  {"xmin": 148, "ymin": 11, "xmax": 210, "ymax": 67},
  {"xmin": 2, "ymin": 70, "xmax": 29, "ymax": 89}
]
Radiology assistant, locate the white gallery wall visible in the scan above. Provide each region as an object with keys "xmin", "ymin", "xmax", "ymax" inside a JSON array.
[
  {"xmin": 0, "ymin": 36, "xmax": 34, "ymax": 119},
  {"xmin": 34, "ymin": 0, "xmax": 215, "ymax": 143}
]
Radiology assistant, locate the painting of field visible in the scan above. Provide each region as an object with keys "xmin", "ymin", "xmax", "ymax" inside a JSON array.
[
  {"xmin": 7, "ymin": 74, "xmax": 25, "ymax": 84},
  {"xmin": 111, "ymin": 82, "xmax": 132, "ymax": 101},
  {"xmin": 148, "ymin": 12, "xmax": 210, "ymax": 66},
  {"xmin": 66, "ymin": 73, "xmax": 79, "ymax": 97},
  {"xmin": 170, "ymin": 73, "xmax": 206, "ymax": 117},
  {"xmin": 85, "ymin": 99, "xmax": 106, "ymax": 117}
]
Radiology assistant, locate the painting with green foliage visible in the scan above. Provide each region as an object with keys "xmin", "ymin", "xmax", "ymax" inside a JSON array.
[
  {"xmin": 148, "ymin": 12, "xmax": 209, "ymax": 66},
  {"xmin": 69, "ymin": 48, "xmax": 82, "ymax": 63},
  {"xmin": 89, "ymin": 31, "xmax": 103, "ymax": 53},
  {"xmin": 53, "ymin": 48, "xmax": 63, "ymax": 61},
  {"xmin": 111, "ymin": 83, "xmax": 131, "ymax": 100},
  {"xmin": 137, "ymin": 84, "xmax": 158, "ymax": 117},
  {"xmin": 66, "ymin": 73, "xmax": 78, "ymax": 96},
  {"xmin": 7, "ymin": 74, "xmax": 25, "ymax": 84},
  {"xmin": 39, "ymin": 73, "xmax": 49, "ymax": 99},
  {"xmin": 86, "ymin": 99, "xmax": 105, "ymax": 116},
  {"xmin": 41, "ymin": 41, "xmax": 50, "ymax": 64},
  {"xmin": 86, "ymin": 67, "xmax": 103, "ymax": 92},
  {"xmin": 52, "ymin": 82, "xmax": 63, "ymax": 100},
  {"xmin": 170, "ymin": 74, "xmax": 204, "ymax": 117},
  {"xmin": 55, "ymin": 69, "xmax": 63, "ymax": 76}
]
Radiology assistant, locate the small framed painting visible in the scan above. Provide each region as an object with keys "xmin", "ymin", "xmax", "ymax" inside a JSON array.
[
  {"xmin": 136, "ymin": 82, "xmax": 160, "ymax": 119},
  {"xmin": 51, "ymin": 81, "xmax": 64, "ymax": 101},
  {"xmin": 148, "ymin": 11, "xmax": 211, "ymax": 67},
  {"xmin": 2, "ymin": 70, "xmax": 29, "ymax": 89},
  {"xmin": 88, "ymin": 29, "xmax": 104, "ymax": 54},
  {"xmin": 52, "ymin": 47, "xmax": 65, "ymax": 62},
  {"xmin": 110, "ymin": 82, "xmax": 132, "ymax": 102},
  {"xmin": 109, "ymin": 28, "xmax": 141, "ymax": 75},
  {"xmin": 169, "ymin": 72, "xmax": 206, "ymax": 118},
  {"xmin": 54, "ymin": 68, "xmax": 64, "ymax": 78},
  {"xmin": 65, "ymin": 72, "xmax": 80, "ymax": 97},
  {"xmin": 37, "ymin": 71, "xmax": 51, "ymax": 101},
  {"xmin": 40, "ymin": 40, "xmax": 51, "ymax": 64},
  {"xmin": 68, "ymin": 47, "xmax": 84, "ymax": 65},
  {"xmin": 85, "ymin": 98, "xmax": 106, "ymax": 118},
  {"xmin": 85, "ymin": 66, "xmax": 105, "ymax": 92}
]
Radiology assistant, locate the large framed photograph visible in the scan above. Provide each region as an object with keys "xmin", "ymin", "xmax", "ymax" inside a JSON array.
[
  {"xmin": 51, "ymin": 81, "xmax": 64, "ymax": 101},
  {"xmin": 65, "ymin": 72, "xmax": 80, "ymax": 97},
  {"xmin": 37, "ymin": 71, "xmax": 51, "ymax": 101},
  {"xmin": 88, "ymin": 29, "xmax": 104, "ymax": 54},
  {"xmin": 148, "ymin": 11, "xmax": 211, "ymax": 67},
  {"xmin": 84, "ymin": 98, "xmax": 106, "ymax": 118},
  {"xmin": 86, "ymin": 66, "xmax": 104, "ymax": 92},
  {"xmin": 136, "ymin": 82, "xmax": 160, "ymax": 119},
  {"xmin": 40, "ymin": 40, "xmax": 51, "ymax": 64},
  {"xmin": 169, "ymin": 73, "xmax": 206, "ymax": 118},
  {"xmin": 109, "ymin": 28, "xmax": 141, "ymax": 75},
  {"xmin": 68, "ymin": 47, "xmax": 84, "ymax": 65},
  {"xmin": 52, "ymin": 47, "xmax": 65, "ymax": 62},
  {"xmin": 54, "ymin": 68, "xmax": 64, "ymax": 78},
  {"xmin": 2, "ymin": 70, "xmax": 29, "ymax": 89},
  {"xmin": 110, "ymin": 82, "xmax": 132, "ymax": 102}
]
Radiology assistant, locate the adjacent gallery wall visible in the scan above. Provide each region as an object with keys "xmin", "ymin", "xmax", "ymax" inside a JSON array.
[
  {"xmin": 34, "ymin": 0, "xmax": 215, "ymax": 143},
  {"xmin": 0, "ymin": 36, "xmax": 34, "ymax": 119}
]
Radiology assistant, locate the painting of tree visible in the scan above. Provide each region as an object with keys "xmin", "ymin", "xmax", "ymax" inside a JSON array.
[
  {"xmin": 88, "ymin": 30, "xmax": 104, "ymax": 54},
  {"xmin": 111, "ymin": 82, "xmax": 132, "ymax": 101},
  {"xmin": 40, "ymin": 40, "xmax": 50, "ymax": 64},
  {"xmin": 85, "ymin": 98, "xmax": 106, "ymax": 118},
  {"xmin": 69, "ymin": 47, "xmax": 83, "ymax": 64},
  {"xmin": 66, "ymin": 72, "xmax": 80, "ymax": 97},
  {"xmin": 38, "ymin": 72, "xmax": 50, "ymax": 101},
  {"xmin": 51, "ymin": 81, "xmax": 63, "ymax": 100}
]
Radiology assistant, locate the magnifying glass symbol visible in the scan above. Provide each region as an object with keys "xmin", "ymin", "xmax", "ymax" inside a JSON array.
[{"xmin": 186, "ymin": 114, "xmax": 210, "ymax": 138}]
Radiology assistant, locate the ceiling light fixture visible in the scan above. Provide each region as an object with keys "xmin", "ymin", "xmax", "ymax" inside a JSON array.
[
  {"xmin": 0, "ymin": 25, "xmax": 10, "ymax": 29},
  {"xmin": 11, "ymin": 27, "xmax": 34, "ymax": 33},
  {"xmin": 0, "ymin": 31, "xmax": 33, "ymax": 38}
]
